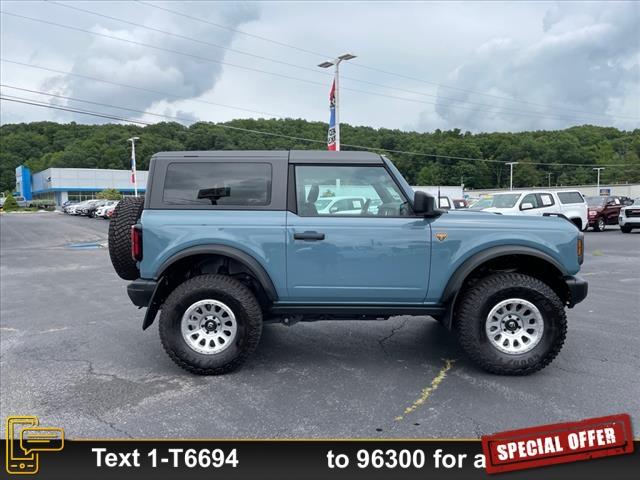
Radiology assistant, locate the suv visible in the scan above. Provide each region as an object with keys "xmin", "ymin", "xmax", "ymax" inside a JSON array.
[
  {"xmin": 108, "ymin": 151, "xmax": 587, "ymax": 376},
  {"xmin": 483, "ymin": 190, "xmax": 588, "ymax": 230},
  {"xmin": 619, "ymin": 198, "xmax": 640, "ymax": 233},
  {"xmin": 586, "ymin": 196, "xmax": 623, "ymax": 231}
]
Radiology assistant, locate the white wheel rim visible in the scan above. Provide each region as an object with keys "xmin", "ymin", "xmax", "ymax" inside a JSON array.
[
  {"xmin": 181, "ymin": 299, "xmax": 237, "ymax": 355},
  {"xmin": 485, "ymin": 298, "xmax": 544, "ymax": 355}
]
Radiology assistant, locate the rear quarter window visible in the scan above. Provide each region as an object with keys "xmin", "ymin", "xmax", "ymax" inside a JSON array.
[
  {"xmin": 557, "ymin": 192, "xmax": 584, "ymax": 204},
  {"xmin": 163, "ymin": 162, "xmax": 272, "ymax": 206}
]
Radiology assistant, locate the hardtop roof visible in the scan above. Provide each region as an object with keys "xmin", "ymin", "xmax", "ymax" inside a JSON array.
[{"xmin": 151, "ymin": 150, "xmax": 384, "ymax": 164}]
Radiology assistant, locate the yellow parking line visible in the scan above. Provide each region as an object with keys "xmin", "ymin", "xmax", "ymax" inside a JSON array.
[{"xmin": 395, "ymin": 359, "xmax": 455, "ymax": 421}]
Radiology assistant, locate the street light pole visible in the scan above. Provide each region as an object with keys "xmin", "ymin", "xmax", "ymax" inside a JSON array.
[
  {"xmin": 318, "ymin": 53, "xmax": 356, "ymax": 151},
  {"xmin": 506, "ymin": 162, "xmax": 518, "ymax": 190},
  {"xmin": 593, "ymin": 167, "xmax": 604, "ymax": 193},
  {"xmin": 547, "ymin": 172, "xmax": 552, "ymax": 188},
  {"xmin": 128, "ymin": 136, "xmax": 140, "ymax": 197}
]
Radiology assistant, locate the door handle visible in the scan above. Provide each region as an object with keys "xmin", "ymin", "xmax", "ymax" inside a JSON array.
[{"xmin": 294, "ymin": 231, "xmax": 325, "ymax": 241}]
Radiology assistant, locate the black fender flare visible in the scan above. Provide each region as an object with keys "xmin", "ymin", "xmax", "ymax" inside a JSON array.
[
  {"xmin": 141, "ymin": 245, "xmax": 278, "ymax": 330},
  {"xmin": 156, "ymin": 245, "xmax": 278, "ymax": 300},
  {"xmin": 440, "ymin": 246, "xmax": 568, "ymax": 330}
]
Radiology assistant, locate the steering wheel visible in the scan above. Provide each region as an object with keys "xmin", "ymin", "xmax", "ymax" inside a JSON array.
[{"xmin": 361, "ymin": 198, "xmax": 371, "ymax": 215}]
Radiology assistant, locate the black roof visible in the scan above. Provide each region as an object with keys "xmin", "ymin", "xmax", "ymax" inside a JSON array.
[{"xmin": 151, "ymin": 150, "xmax": 383, "ymax": 164}]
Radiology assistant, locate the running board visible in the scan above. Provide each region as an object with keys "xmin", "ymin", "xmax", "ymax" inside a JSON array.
[{"xmin": 269, "ymin": 304, "xmax": 445, "ymax": 317}]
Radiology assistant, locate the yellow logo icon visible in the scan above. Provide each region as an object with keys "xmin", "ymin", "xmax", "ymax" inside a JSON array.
[
  {"xmin": 435, "ymin": 232, "xmax": 448, "ymax": 242},
  {"xmin": 6, "ymin": 416, "xmax": 64, "ymax": 475}
]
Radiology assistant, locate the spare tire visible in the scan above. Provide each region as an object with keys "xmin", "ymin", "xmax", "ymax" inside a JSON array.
[{"xmin": 108, "ymin": 196, "xmax": 144, "ymax": 280}]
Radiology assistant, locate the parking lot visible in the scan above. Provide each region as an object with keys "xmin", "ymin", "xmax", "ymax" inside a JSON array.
[{"xmin": 1, "ymin": 211, "xmax": 638, "ymax": 439}]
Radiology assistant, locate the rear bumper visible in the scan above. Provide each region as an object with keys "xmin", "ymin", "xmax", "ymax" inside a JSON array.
[
  {"xmin": 127, "ymin": 279, "xmax": 156, "ymax": 307},
  {"xmin": 564, "ymin": 275, "xmax": 588, "ymax": 307}
]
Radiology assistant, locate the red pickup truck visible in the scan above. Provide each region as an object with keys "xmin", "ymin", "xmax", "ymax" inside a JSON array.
[{"xmin": 586, "ymin": 196, "xmax": 623, "ymax": 231}]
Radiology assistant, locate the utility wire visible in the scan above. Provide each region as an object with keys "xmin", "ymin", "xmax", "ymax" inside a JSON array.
[
  {"xmin": 3, "ymin": 88, "xmax": 637, "ymax": 169},
  {"xmin": 46, "ymin": 1, "xmax": 629, "ymax": 122},
  {"xmin": 136, "ymin": 0, "xmax": 639, "ymax": 121},
  {"xmin": 1, "ymin": 10, "xmax": 627, "ymax": 124},
  {"xmin": 1, "ymin": 59, "xmax": 286, "ymax": 119}
]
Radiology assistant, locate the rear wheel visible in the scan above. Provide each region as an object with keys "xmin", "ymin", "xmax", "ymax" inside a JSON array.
[
  {"xmin": 159, "ymin": 274, "xmax": 263, "ymax": 375},
  {"xmin": 108, "ymin": 197, "xmax": 144, "ymax": 280},
  {"xmin": 593, "ymin": 217, "xmax": 606, "ymax": 232},
  {"xmin": 454, "ymin": 273, "xmax": 567, "ymax": 375}
]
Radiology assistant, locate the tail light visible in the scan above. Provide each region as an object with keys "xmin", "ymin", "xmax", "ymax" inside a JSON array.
[{"xmin": 131, "ymin": 225, "xmax": 143, "ymax": 261}]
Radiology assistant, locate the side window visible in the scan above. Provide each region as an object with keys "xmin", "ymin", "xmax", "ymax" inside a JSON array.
[
  {"xmin": 557, "ymin": 192, "xmax": 584, "ymax": 204},
  {"xmin": 520, "ymin": 193, "xmax": 539, "ymax": 210},
  {"xmin": 163, "ymin": 162, "xmax": 271, "ymax": 206},
  {"xmin": 295, "ymin": 165, "xmax": 411, "ymax": 217},
  {"xmin": 439, "ymin": 197, "xmax": 451, "ymax": 209},
  {"xmin": 539, "ymin": 193, "xmax": 555, "ymax": 207}
]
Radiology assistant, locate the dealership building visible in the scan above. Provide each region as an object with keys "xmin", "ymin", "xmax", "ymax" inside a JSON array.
[{"xmin": 15, "ymin": 165, "xmax": 148, "ymax": 206}]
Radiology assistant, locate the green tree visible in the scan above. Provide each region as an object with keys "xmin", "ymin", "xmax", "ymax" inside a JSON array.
[{"xmin": 96, "ymin": 188, "xmax": 123, "ymax": 200}]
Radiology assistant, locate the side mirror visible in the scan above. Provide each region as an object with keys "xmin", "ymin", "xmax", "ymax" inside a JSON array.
[
  {"xmin": 521, "ymin": 202, "xmax": 534, "ymax": 210},
  {"xmin": 413, "ymin": 191, "xmax": 441, "ymax": 217},
  {"xmin": 329, "ymin": 206, "xmax": 339, "ymax": 214}
]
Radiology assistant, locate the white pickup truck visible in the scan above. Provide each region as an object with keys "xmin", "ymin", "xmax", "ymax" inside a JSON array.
[{"xmin": 483, "ymin": 190, "xmax": 588, "ymax": 230}]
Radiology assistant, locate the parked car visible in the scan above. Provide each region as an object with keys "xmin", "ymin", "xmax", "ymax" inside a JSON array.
[
  {"xmin": 78, "ymin": 199, "xmax": 103, "ymax": 216},
  {"xmin": 67, "ymin": 200, "xmax": 93, "ymax": 215},
  {"xmin": 586, "ymin": 196, "xmax": 623, "ymax": 231},
  {"xmin": 452, "ymin": 199, "xmax": 468, "ymax": 209},
  {"xmin": 105, "ymin": 204, "xmax": 117, "ymax": 219},
  {"xmin": 62, "ymin": 201, "xmax": 78, "ymax": 213},
  {"xmin": 107, "ymin": 150, "xmax": 587, "ymax": 377},
  {"xmin": 314, "ymin": 196, "xmax": 367, "ymax": 215},
  {"xmin": 482, "ymin": 190, "xmax": 588, "ymax": 230},
  {"xmin": 619, "ymin": 198, "xmax": 640, "ymax": 233},
  {"xmin": 13, "ymin": 196, "xmax": 29, "ymax": 208},
  {"xmin": 95, "ymin": 201, "xmax": 118, "ymax": 218}
]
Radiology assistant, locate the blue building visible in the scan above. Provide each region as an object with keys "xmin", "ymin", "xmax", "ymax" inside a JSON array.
[{"xmin": 15, "ymin": 166, "xmax": 148, "ymax": 206}]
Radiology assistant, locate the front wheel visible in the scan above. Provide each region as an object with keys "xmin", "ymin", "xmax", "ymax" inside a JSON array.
[
  {"xmin": 620, "ymin": 225, "xmax": 632, "ymax": 233},
  {"xmin": 159, "ymin": 274, "xmax": 263, "ymax": 375},
  {"xmin": 454, "ymin": 273, "xmax": 567, "ymax": 375}
]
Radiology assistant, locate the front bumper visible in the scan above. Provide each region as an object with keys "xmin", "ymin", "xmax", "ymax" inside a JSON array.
[
  {"xmin": 127, "ymin": 279, "xmax": 156, "ymax": 307},
  {"xmin": 564, "ymin": 275, "xmax": 588, "ymax": 307},
  {"xmin": 619, "ymin": 215, "xmax": 640, "ymax": 227}
]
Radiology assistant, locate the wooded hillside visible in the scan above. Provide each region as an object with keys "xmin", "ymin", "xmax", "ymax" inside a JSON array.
[{"xmin": 1, "ymin": 120, "xmax": 639, "ymax": 193}]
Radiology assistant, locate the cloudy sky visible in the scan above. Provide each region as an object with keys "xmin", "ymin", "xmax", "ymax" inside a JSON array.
[{"xmin": 1, "ymin": 1, "xmax": 638, "ymax": 133}]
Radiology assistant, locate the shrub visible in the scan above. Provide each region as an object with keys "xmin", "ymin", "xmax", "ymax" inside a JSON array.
[{"xmin": 2, "ymin": 192, "xmax": 19, "ymax": 211}]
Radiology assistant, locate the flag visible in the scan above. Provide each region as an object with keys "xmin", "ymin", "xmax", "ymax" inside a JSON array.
[
  {"xmin": 131, "ymin": 151, "xmax": 136, "ymax": 184},
  {"xmin": 327, "ymin": 79, "xmax": 336, "ymax": 151}
]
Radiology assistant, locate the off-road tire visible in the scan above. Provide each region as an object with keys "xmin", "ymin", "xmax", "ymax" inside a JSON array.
[
  {"xmin": 620, "ymin": 225, "xmax": 632, "ymax": 233},
  {"xmin": 108, "ymin": 196, "xmax": 144, "ymax": 280},
  {"xmin": 454, "ymin": 272, "xmax": 567, "ymax": 375},
  {"xmin": 159, "ymin": 274, "xmax": 263, "ymax": 375},
  {"xmin": 593, "ymin": 217, "xmax": 606, "ymax": 232}
]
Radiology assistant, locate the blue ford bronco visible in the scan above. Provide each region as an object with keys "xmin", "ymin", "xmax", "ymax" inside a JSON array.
[{"xmin": 108, "ymin": 151, "xmax": 587, "ymax": 375}]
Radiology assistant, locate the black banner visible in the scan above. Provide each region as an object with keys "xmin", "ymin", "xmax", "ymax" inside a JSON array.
[{"xmin": 2, "ymin": 440, "xmax": 638, "ymax": 479}]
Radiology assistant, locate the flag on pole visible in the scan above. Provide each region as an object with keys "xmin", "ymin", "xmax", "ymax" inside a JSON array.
[
  {"xmin": 327, "ymin": 79, "xmax": 336, "ymax": 151},
  {"xmin": 131, "ymin": 151, "xmax": 136, "ymax": 184}
]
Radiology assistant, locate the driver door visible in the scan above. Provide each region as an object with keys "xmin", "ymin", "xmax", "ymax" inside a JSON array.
[{"xmin": 286, "ymin": 164, "xmax": 431, "ymax": 303}]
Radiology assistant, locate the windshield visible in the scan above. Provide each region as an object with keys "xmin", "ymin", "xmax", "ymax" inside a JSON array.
[
  {"xmin": 586, "ymin": 196, "xmax": 605, "ymax": 207},
  {"xmin": 492, "ymin": 194, "xmax": 521, "ymax": 208},
  {"xmin": 315, "ymin": 199, "xmax": 332, "ymax": 210},
  {"xmin": 470, "ymin": 197, "xmax": 493, "ymax": 209}
]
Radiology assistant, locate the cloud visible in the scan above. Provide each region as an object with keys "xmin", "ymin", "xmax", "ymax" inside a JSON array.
[
  {"xmin": 1, "ymin": 1, "xmax": 637, "ymax": 133},
  {"xmin": 40, "ymin": 2, "xmax": 261, "ymax": 123},
  {"xmin": 420, "ymin": 1, "xmax": 640, "ymax": 132}
]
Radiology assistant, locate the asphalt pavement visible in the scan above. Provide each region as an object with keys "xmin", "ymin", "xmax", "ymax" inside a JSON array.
[{"xmin": 1, "ymin": 212, "xmax": 638, "ymax": 439}]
